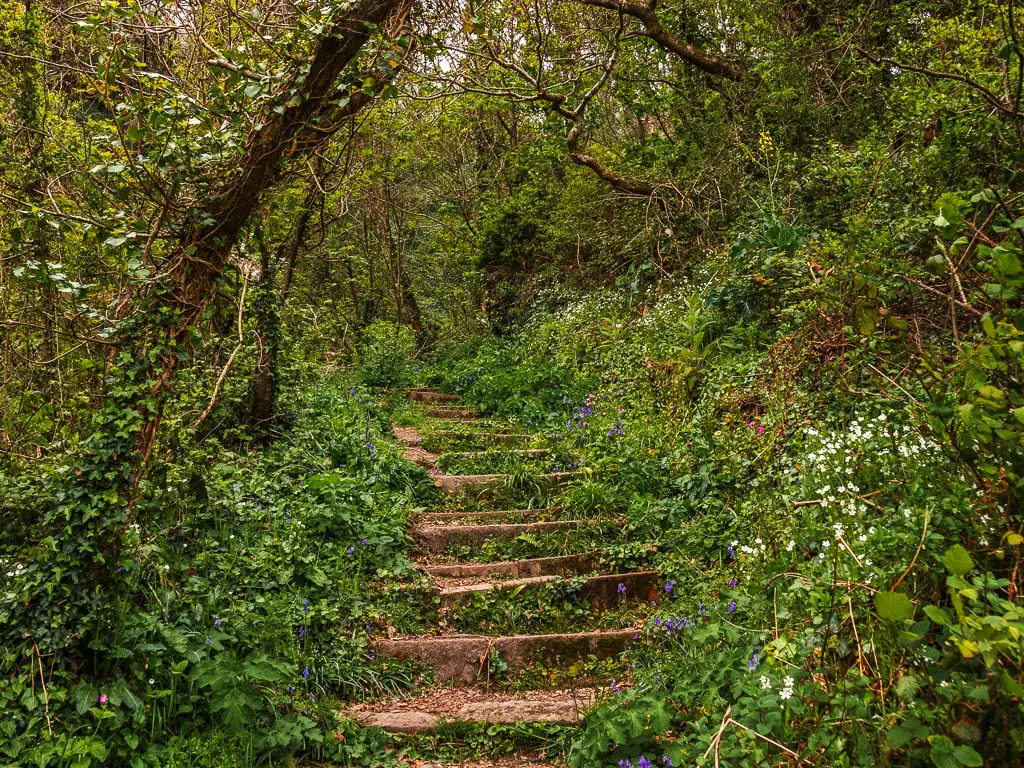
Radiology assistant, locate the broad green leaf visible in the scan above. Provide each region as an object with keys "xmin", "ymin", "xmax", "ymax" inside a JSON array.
[
  {"xmin": 923, "ymin": 605, "xmax": 951, "ymax": 626},
  {"xmin": 942, "ymin": 545, "xmax": 974, "ymax": 576},
  {"xmin": 876, "ymin": 591, "xmax": 915, "ymax": 621},
  {"xmin": 895, "ymin": 675, "xmax": 919, "ymax": 701},
  {"xmin": 886, "ymin": 725, "xmax": 912, "ymax": 748},
  {"xmin": 953, "ymin": 746, "xmax": 983, "ymax": 767}
]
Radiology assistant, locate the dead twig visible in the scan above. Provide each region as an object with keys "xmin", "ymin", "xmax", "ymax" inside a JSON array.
[{"xmin": 891, "ymin": 508, "xmax": 929, "ymax": 591}]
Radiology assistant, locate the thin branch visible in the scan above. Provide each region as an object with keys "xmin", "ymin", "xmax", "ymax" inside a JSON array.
[
  {"xmin": 858, "ymin": 48, "xmax": 1022, "ymax": 120},
  {"xmin": 577, "ymin": 0, "xmax": 745, "ymax": 80}
]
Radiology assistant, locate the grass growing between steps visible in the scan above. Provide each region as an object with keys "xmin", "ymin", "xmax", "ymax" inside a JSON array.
[
  {"xmin": 502, "ymin": 658, "xmax": 627, "ymax": 693},
  {"xmin": 388, "ymin": 720, "xmax": 575, "ymax": 764},
  {"xmin": 421, "ymin": 429, "xmax": 538, "ymax": 454},
  {"xmin": 441, "ymin": 583, "xmax": 653, "ymax": 636},
  {"xmin": 436, "ymin": 450, "xmax": 551, "ymax": 476},
  {"xmin": 439, "ymin": 522, "xmax": 618, "ymax": 563}
]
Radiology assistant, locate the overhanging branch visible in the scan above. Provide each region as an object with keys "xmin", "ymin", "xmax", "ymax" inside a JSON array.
[{"xmin": 578, "ymin": 0, "xmax": 745, "ymax": 80}]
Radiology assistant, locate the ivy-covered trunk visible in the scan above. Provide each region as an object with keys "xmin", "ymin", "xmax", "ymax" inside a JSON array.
[
  {"xmin": 250, "ymin": 180, "xmax": 321, "ymax": 430},
  {"xmin": 19, "ymin": 0, "xmax": 410, "ymax": 661}
]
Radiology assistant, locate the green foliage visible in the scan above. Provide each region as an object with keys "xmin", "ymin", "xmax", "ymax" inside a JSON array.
[
  {"xmin": 3, "ymin": 0, "xmax": 1024, "ymax": 765},
  {"xmin": 0, "ymin": 381, "xmax": 426, "ymax": 766},
  {"xmin": 356, "ymin": 321, "xmax": 418, "ymax": 387}
]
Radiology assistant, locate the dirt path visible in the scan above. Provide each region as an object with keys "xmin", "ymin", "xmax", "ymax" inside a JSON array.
[{"xmin": 393, "ymin": 425, "xmax": 444, "ymax": 476}]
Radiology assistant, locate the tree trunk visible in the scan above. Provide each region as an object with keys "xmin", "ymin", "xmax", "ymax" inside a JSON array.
[
  {"xmin": 250, "ymin": 180, "xmax": 320, "ymax": 429},
  {"xmin": 132, "ymin": 0, "xmax": 408, "ymax": 465}
]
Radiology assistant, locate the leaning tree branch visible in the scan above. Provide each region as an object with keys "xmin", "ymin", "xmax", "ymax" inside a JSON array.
[
  {"xmin": 133, "ymin": 0, "xmax": 413, "ymax": 469},
  {"xmin": 858, "ymin": 47, "xmax": 1023, "ymax": 122},
  {"xmin": 469, "ymin": 15, "xmax": 659, "ymax": 199},
  {"xmin": 577, "ymin": 0, "xmax": 745, "ymax": 80}
]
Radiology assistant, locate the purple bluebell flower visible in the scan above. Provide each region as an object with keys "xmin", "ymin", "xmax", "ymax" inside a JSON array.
[
  {"xmin": 299, "ymin": 626, "xmax": 306, "ymax": 639},
  {"xmin": 663, "ymin": 758, "xmax": 673, "ymax": 766},
  {"xmin": 360, "ymin": 538, "xmax": 367, "ymax": 545},
  {"xmin": 310, "ymin": 692, "xmax": 316, "ymax": 703},
  {"xmin": 728, "ymin": 579, "xmax": 738, "ymax": 588},
  {"xmin": 302, "ymin": 667, "xmax": 310, "ymax": 679},
  {"xmin": 728, "ymin": 601, "xmax": 737, "ymax": 614},
  {"xmin": 303, "ymin": 599, "xmax": 309, "ymax": 613},
  {"xmin": 347, "ymin": 545, "xmax": 355, "ymax": 556},
  {"xmin": 288, "ymin": 685, "xmax": 295, "ymax": 694},
  {"xmin": 727, "ymin": 546, "xmax": 735, "ymax": 559},
  {"xmin": 664, "ymin": 581, "xmax": 675, "ymax": 594},
  {"xmin": 699, "ymin": 601, "xmax": 706, "ymax": 613},
  {"xmin": 618, "ymin": 583, "xmax": 627, "ymax": 594},
  {"xmin": 369, "ymin": 649, "xmax": 376, "ymax": 660},
  {"xmin": 205, "ymin": 635, "xmax": 212, "ymax": 644},
  {"xmin": 214, "ymin": 618, "xmax": 221, "ymax": 627},
  {"xmin": 638, "ymin": 758, "xmax": 651, "ymax": 768}
]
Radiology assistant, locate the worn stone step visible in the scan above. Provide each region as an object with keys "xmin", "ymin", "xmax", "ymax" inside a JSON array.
[
  {"xmin": 441, "ymin": 448, "xmax": 548, "ymax": 460},
  {"xmin": 413, "ymin": 521, "xmax": 583, "ymax": 554},
  {"xmin": 423, "ymin": 552, "xmax": 598, "ymax": 580},
  {"xmin": 429, "ymin": 430, "xmax": 533, "ymax": 444},
  {"xmin": 421, "ymin": 507, "xmax": 564, "ymax": 525},
  {"xmin": 375, "ymin": 629, "xmax": 638, "ymax": 684},
  {"xmin": 437, "ymin": 570, "xmax": 662, "ymax": 609},
  {"xmin": 424, "ymin": 407, "xmax": 479, "ymax": 419},
  {"xmin": 409, "ymin": 390, "xmax": 462, "ymax": 404},
  {"xmin": 434, "ymin": 471, "xmax": 585, "ymax": 495},
  {"xmin": 348, "ymin": 688, "xmax": 596, "ymax": 734}
]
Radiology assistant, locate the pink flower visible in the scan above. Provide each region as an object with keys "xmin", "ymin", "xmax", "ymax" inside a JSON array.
[
  {"xmin": 98, "ymin": 694, "xmax": 107, "ymax": 705},
  {"xmin": 757, "ymin": 426, "xmax": 765, "ymax": 435}
]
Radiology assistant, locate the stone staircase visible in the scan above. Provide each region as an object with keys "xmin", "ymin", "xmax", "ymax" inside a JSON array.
[{"xmin": 352, "ymin": 388, "xmax": 662, "ymax": 756}]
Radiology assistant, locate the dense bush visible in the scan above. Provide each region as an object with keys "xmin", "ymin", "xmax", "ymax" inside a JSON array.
[{"xmin": 0, "ymin": 382, "xmax": 432, "ymax": 766}]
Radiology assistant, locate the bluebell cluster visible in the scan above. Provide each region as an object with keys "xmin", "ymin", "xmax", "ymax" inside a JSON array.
[
  {"xmin": 618, "ymin": 756, "xmax": 673, "ymax": 767},
  {"xmin": 653, "ymin": 616, "xmax": 695, "ymax": 631},
  {"xmin": 565, "ymin": 399, "xmax": 593, "ymax": 431},
  {"xmin": 552, "ymin": 457, "xmax": 584, "ymax": 473}
]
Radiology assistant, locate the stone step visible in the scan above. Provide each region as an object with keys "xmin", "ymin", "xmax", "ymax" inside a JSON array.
[
  {"xmin": 441, "ymin": 448, "xmax": 549, "ymax": 460},
  {"xmin": 421, "ymin": 506, "xmax": 564, "ymax": 524},
  {"xmin": 434, "ymin": 470, "xmax": 585, "ymax": 495},
  {"xmin": 424, "ymin": 552, "xmax": 598, "ymax": 579},
  {"xmin": 429, "ymin": 430, "xmax": 533, "ymax": 444},
  {"xmin": 437, "ymin": 570, "xmax": 662, "ymax": 609},
  {"xmin": 348, "ymin": 688, "xmax": 597, "ymax": 734},
  {"xmin": 409, "ymin": 390, "xmax": 462, "ymax": 404},
  {"xmin": 413, "ymin": 520, "xmax": 583, "ymax": 555},
  {"xmin": 424, "ymin": 407, "xmax": 479, "ymax": 419},
  {"xmin": 376, "ymin": 629, "xmax": 638, "ymax": 684}
]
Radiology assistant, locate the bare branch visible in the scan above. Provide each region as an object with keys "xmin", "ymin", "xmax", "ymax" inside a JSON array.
[{"xmin": 577, "ymin": 0, "xmax": 745, "ymax": 80}]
